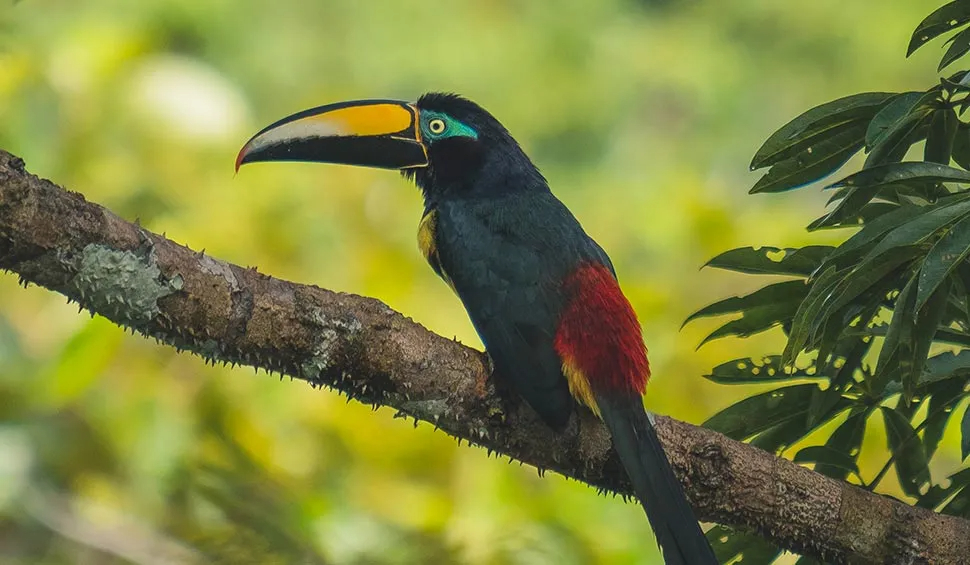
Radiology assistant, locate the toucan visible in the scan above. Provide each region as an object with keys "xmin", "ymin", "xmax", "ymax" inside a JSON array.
[{"xmin": 236, "ymin": 93, "xmax": 718, "ymax": 564}]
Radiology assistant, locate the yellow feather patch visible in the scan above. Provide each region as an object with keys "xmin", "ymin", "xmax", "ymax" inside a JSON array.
[
  {"xmin": 561, "ymin": 353, "xmax": 600, "ymax": 417},
  {"xmin": 417, "ymin": 210, "xmax": 455, "ymax": 291},
  {"xmin": 417, "ymin": 211, "xmax": 437, "ymax": 263}
]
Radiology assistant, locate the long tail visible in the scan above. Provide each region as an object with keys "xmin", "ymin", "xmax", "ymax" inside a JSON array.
[{"xmin": 597, "ymin": 394, "xmax": 718, "ymax": 565}]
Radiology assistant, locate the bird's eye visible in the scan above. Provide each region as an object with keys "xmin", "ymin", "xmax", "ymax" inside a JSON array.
[{"xmin": 428, "ymin": 118, "xmax": 446, "ymax": 135}]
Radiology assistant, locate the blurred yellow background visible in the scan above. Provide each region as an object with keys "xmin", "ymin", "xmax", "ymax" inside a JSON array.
[{"xmin": 0, "ymin": 1, "xmax": 954, "ymax": 563}]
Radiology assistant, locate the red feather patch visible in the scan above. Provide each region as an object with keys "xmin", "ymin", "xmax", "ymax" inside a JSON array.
[{"xmin": 553, "ymin": 263, "xmax": 650, "ymax": 399}]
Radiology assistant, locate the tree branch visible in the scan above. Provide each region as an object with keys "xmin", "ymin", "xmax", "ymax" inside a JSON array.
[{"xmin": 1, "ymin": 149, "xmax": 968, "ymax": 564}]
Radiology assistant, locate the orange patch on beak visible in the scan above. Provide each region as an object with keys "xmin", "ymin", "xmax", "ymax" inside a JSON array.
[{"xmin": 302, "ymin": 103, "xmax": 415, "ymax": 137}]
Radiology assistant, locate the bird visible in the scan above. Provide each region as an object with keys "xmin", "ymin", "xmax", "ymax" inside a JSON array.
[{"xmin": 235, "ymin": 93, "xmax": 718, "ymax": 565}]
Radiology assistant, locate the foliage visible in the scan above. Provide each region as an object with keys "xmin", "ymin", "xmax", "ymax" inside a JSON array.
[{"xmin": 689, "ymin": 2, "xmax": 970, "ymax": 561}]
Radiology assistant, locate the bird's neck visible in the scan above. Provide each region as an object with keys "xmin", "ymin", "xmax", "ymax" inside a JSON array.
[{"xmin": 410, "ymin": 151, "xmax": 549, "ymax": 211}]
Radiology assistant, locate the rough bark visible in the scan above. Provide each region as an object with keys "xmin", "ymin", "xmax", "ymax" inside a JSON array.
[{"xmin": 1, "ymin": 149, "xmax": 968, "ymax": 564}]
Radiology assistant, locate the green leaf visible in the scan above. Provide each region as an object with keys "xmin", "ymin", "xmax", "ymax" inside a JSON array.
[
  {"xmin": 783, "ymin": 266, "xmax": 844, "ymax": 364},
  {"xmin": 866, "ymin": 198, "xmax": 970, "ymax": 261},
  {"xmin": 684, "ymin": 281, "xmax": 809, "ymax": 347},
  {"xmin": 818, "ymin": 200, "xmax": 900, "ymax": 233},
  {"xmin": 936, "ymin": 328, "xmax": 970, "ymax": 347},
  {"xmin": 685, "ymin": 280, "xmax": 808, "ymax": 323},
  {"xmin": 827, "ymin": 204, "xmax": 927, "ymax": 264},
  {"xmin": 808, "ymin": 201, "xmax": 905, "ymax": 235},
  {"xmin": 822, "ymin": 330, "xmax": 876, "ymax": 390},
  {"xmin": 857, "ymin": 202, "xmax": 906, "ymax": 225},
  {"xmin": 952, "ymin": 122, "xmax": 970, "ymax": 169},
  {"xmin": 942, "ymin": 69, "xmax": 970, "ymax": 94},
  {"xmin": 703, "ymin": 384, "xmax": 843, "ymax": 441},
  {"xmin": 962, "ymin": 404, "xmax": 970, "ymax": 460},
  {"xmin": 881, "ymin": 406, "xmax": 931, "ymax": 498},
  {"xmin": 793, "ymin": 445, "xmax": 860, "ymax": 476},
  {"xmin": 751, "ymin": 93, "xmax": 894, "ymax": 170},
  {"xmin": 749, "ymin": 122, "xmax": 867, "ymax": 193},
  {"xmin": 814, "ymin": 411, "xmax": 870, "ymax": 480},
  {"xmin": 806, "ymin": 356, "xmax": 856, "ymax": 426},
  {"xmin": 917, "ymin": 214, "xmax": 970, "ymax": 310},
  {"xmin": 894, "ymin": 181, "xmax": 954, "ymax": 202},
  {"xmin": 926, "ymin": 107, "xmax": 959, "ymax": 164},
  {"xmin": 705, "ymin": 356, "xmax": 820, "ymax": 384},
  {"xmin": 921, "ymin": 350, "xmax": 970, "ymax": 386},
  {"xmin": 808, "ymin": 180, "xmax": 945, "ymax": 231},
  {"xmin": 706, "ymin": 526, "xmax": 781, "ymax": 564},
  {"xmin": 813, "ymin": 247, "xmax": 921, "ymax": 348},
  {"xmin": 864, "ymin": 109, "xmax": 933, "ymax": 169},
  {"xmin": 923, "ymin": 377, "xmax": 967, "ymax": 459},
  {"xmin": 875, "ymin": 274, "xmax": 917, "ymax": 380},
  {"xmin": 907, "ymin": 277, "xmax": 952, "ymax": 396},
  {"xmin": 959, "ymin": 262, "xmax": 970, "ymax": 322},
  {"xmin": 704, "ymin": 245, "xmax": 833, "ymax": 276},
  {"xmin": 750, "ymin": 120, "xmax": 870, "ymax": 173},
  {"xmin": 942, "ymin": 293, "xmax": 970, "ymax": 332},
  {"xmin": 866, "ymin": 92, "xmax": 925, "ymax": 148},
  {"xmin": 707, "ymin": 525, "xmax": 746, "ymax": 562},
  {"xmin": 942, "ymin": 480, "xmax": 970, "ymax": 517},
  {"xmin": 942, "ymin": 28, "xmax": 970, "ymax": 71},
  {"xmin": 862, "ymin": 90, "xmax": 940, "ymax": 170},
  {"xmin": 781, "ymin": 289, "xmax": 831, "ymax": 364},
  {"xmin": 732, "ymin": 540, "xmax": 782, "ymax": 565},
  {"xmin": 919, "ymin": 468, "xmax": 970, "ymax": 509},
  {"xmin": 908, "ymin": 0, "xmax": 970, "ymax": 56},
  {"xmin": 826, "ymin": 185, "xmax": 851, "ymax": 203},
  {"xmin": 686, "ymin": 281, "xmax": 809, "ymax": 345},
  {"xmin": 828, "ymin": 161, "xmax": 970, "ymax": 190},
  {"xmin": 809, "ymin": 188, "xmax": 877, "ymax": 230},
  {"xmin": 750, "ymin": 415, "xmax": 814, "ymax": 453},
  {"xmin": 696, "ymin": 302, "xmax": 803, "ymax": 346}
]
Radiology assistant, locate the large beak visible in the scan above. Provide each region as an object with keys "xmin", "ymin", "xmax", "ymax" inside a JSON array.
[{"xmin": 235, "ymin": 99, "xmax": 428, "ymax": 171}]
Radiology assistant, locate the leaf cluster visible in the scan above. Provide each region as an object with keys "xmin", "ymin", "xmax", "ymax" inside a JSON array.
[{"xmin": 692, "ymin": 2, "xmax": 970, "ymax": 561}]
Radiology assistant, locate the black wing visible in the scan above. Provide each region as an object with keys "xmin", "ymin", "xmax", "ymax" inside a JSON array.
[{"xmin": 433, "ymin": 191, "xmax": 610, "ymax": 429}]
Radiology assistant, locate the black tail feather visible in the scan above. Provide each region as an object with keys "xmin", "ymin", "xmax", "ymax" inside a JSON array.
[{"xmin": 597, "ymin": 395, "xmax": 717, "ymax": 565}]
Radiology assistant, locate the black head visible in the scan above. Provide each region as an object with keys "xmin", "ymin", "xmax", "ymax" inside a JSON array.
[
  {"xmin": 405, "ymin": 93, "xmax": 546, "ymax": 204},
  {"xmin": 235, "ymin": 92, "xmax": 547, "ymax": 207}
]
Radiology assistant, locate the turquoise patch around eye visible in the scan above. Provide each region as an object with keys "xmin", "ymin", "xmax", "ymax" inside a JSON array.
[{"xmin": 421, "ymin": 110, "xmax": 478, "ymax": 140}]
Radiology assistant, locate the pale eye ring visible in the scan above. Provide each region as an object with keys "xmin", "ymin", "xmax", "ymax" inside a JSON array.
[{"xmin": 428, "ymin": 118, "xmax": 446, "ymax": 135}]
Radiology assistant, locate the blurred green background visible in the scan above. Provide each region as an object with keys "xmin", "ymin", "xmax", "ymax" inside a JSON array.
[{"xmin": 0, "ymin": 0, "xmax": 957, "ymax": 563}]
